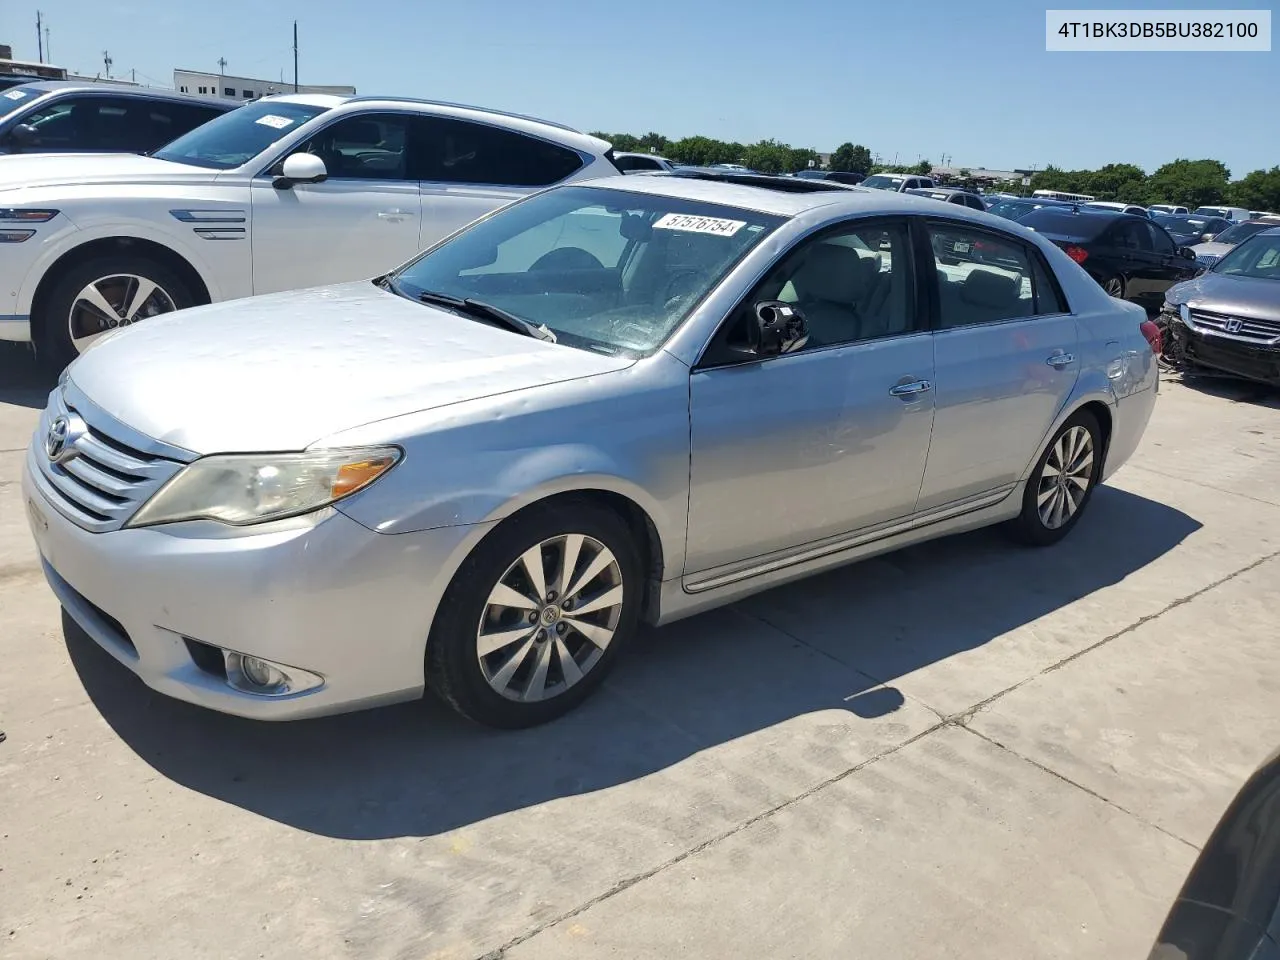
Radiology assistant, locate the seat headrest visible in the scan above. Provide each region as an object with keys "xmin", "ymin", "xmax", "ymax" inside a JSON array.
[
  {"xmin": 960, "ymin": 269, "xmax": 1019, "ymax": 309},
  {"xmin": 791, "ymin": 245, "xmax": 878, "ymax": 304}
]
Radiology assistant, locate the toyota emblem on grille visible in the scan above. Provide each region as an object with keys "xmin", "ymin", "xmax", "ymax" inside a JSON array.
[
  {"xmin": 1224, "ymin": 318, "xmax": 1243, "ymax": 334},
  {"xmin": 45, "ymin": 414, "xmax": 85, "ymax": 464}
]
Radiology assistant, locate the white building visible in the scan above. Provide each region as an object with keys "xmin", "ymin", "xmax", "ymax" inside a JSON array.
[{"xmin": 173, "ymin": 68, "xmax": 355, "ymax": 101}]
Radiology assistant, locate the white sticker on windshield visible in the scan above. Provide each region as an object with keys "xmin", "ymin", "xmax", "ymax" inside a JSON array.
[
  {"xmin": 653, "ymin": 213, "xmax": 746, "ymax": 237},
  {"xmin": 3, "ymin": 89, "xmax": 29, "ymax": 100},
  {"xmin": 254, "ymin": 114, "xmax": 295, "ymax": 130}
]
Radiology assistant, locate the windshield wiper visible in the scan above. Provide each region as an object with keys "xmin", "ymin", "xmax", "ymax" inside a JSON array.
[{"xmin": 416, "ymin": 289, "xmax": 557, "ymax": 343}]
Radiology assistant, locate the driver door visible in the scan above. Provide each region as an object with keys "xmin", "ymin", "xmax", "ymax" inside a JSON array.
[
  {"xmin": 249, "ymin": 112, "xmax": 423, "ymax": 295},
  {"xmin": 684, "ymin": 219, "xmax": 936, "ymax": 579}
]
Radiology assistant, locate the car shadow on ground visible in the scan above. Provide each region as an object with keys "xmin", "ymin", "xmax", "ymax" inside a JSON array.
[
  {"xmin": 1167, "ymin": 368, "xmax": 1280, "ymax": 408},
  {"xmin": 66, "ymin": 485, "xmax": 1201, "ymax": 842},
  {"xmin": 0, "ymin": 343, "xmax": 54, "ymax": 409}
]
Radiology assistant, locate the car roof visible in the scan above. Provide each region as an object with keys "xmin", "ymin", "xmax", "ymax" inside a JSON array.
[
  {"xmin": 583, "ymin": 171, "xmax": 1036, "ymax": 220},
  {"xmin": 263, "ymin": 93, "xmax": 611, "ymax": 153},
  {"xmin": 906, "ymin": 187, "xmax": 971, "ymax": 196},
  {"xmin": 1, "ymin": 79, "xmax": 232, "ymax": 106}
]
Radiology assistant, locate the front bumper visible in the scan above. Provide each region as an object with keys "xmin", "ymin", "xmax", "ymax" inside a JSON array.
[
  {"xmin": 23, "ymin": 443, "xmax": 491, "ymax": 720},
  {"xmin": 1170, "ymin": 320, "xmax": 1280, "ymax": 386}
]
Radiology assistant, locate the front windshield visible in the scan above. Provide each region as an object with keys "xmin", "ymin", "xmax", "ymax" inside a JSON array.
[
  {"xmin": 1211, "ymin": 221, "xmax": 1271, "ymax": 245},
  {"xmin": 152, "ymin": 100, "xmax": 330, "ymax": 170},
  {"xmin": 390, "ymin": 185, "xmax": 783, "ymax": 356},
  {"xmin": 0, "ymin": 85, "xmax": 42, "ymax": 122},
  {"xmin": 861, "ymin": 175, "xmax": 904, "ymax": 190},
  {"xmin": 1193, "ymin": 207, "xmax": 1226, "ymax": 218},
  {"xmin": 1210, "ymin": 233, "xmax": 1280, "ymax": 279}
]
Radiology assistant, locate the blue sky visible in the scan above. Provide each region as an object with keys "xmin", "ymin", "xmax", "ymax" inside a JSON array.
[{"xmin": 3, "ymin": 0, "xmax": 1275, "ymax": 177}]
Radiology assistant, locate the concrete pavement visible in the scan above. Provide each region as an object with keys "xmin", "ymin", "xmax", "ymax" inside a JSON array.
[{"xmin": 1, "ymin": 341, "xmax": 1278, "ymax": 960}]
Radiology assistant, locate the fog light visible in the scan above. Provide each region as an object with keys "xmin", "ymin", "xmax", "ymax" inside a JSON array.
[{"xmin": 222, "ymin": 650, "xmax": 324, "ymax": 697}]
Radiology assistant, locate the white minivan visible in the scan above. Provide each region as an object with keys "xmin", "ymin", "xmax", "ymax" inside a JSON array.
[{"xmin": 1193, "ymin": 205, "xmax": 1251, "ymax": 222}]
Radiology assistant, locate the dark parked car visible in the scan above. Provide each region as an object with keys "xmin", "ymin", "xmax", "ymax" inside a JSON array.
[
  {"xmin": 905, "ymin": 186, "xmax": 986, "ymax": 211},
  {"xmin": 1017, "ymin": 207, "xmax": 1200, "ymax": 308},
  {"xmin": 1162, "ymin": 227, "xmax": 1280, "ymax": 386},
  {"xmin": 1152, "ymin": 214, "xmax": 1232, "ymax": 247},
  {"xmin": 1147, "ymin": 747, "xmax": 1280, "ymax": 960},
  {"xmin": 0, "ymin": 81, "xmax": 232, "ymax": 156},
  {"xmin": 794, "ymin": 169, "xmax": 866, "ymax": 184},
  {"xmin": 985, "ymin": 197, "xmax": 1074, "ymax": 221}
]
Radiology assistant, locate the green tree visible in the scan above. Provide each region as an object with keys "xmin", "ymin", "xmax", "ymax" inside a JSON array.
[
  {"xmin": 638, "ymin": 131, "xmax": 669, "ymax": 154},
  {"xmin": 830, "ymin": 142, "xmax": 873, "ymax": 175},
  {"xmin": 1145, "ymin": 159, "xmax": 1230, "ymax": 208},
  {"xmin": 915, "ymin": 159, "xmax": 933, "ymax": 176},
  {"xmin": 1228, "ymin": 166, "xmax": 1280, "ymax": 211},
  {"xmin": 742, "ymin": 139, "xmax": 792, "ymax": 174},
  {"xmin": 787, "ymin": 147, "xmax": 821, "ymax": 173},
  {"xmin": 1078, "ymin": 163, "xmax": 1147, "ymax": 201}
]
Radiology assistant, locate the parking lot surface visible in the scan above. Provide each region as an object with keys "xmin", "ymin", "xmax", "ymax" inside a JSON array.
[{"xmin": 2, "ymin": 342, "xmax": 1278, "ymax": 960}]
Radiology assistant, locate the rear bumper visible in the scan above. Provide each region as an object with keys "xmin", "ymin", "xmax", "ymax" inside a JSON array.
[
  {"xmin": 0, "ymin": 314, "xmax": 31, "ymax": 342},
  {"xmin": 1171, "ymin": 322, "xmax": 1280, "ymax": 386}
]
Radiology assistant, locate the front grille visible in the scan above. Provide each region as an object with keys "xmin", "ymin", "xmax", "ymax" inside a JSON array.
[
  {"xmin": 1188, "ymin": 309, "xmax": 1280, "ymax": 345},
  {"xmin": 36, "ymin": 394, "xmax": 186, "ymax": 533}
]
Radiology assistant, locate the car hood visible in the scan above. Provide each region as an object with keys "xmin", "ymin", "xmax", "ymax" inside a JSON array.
[
  {"xmin": 65, "ymin": 282, "xmax": 634, "ymax": 454},
  {"xmin": 0, "ymin": 152, "xmax": 212, "ymax": 191},
  {"xmin": 1189, "ymin": 241, "xmax": 1232, "ymax": 257},
  {"xmin": 1165, "ymin": 272, "xmax": 1280, "ymax": 319}
]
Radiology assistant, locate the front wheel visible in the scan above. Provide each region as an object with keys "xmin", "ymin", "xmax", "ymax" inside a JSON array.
[
  {"xmin": 1007, "ymin": 410, "xmax": 1103, "ymax": 546},
  {"xmin": 426, "ymin": 501, "xmax": 643, "ymax": 728},
  {"xmin": 36, "ymin": 254, "xmax": 195, "ymax": 369}
]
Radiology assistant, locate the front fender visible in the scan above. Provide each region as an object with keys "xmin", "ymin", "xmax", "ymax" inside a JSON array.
[{"xmin": 16, "ymin": 218, "xmax": 224, "ymax": 315}]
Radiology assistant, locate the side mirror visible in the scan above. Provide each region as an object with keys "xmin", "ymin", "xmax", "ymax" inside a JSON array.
[
  {"xmin": 9, "ymin": 123, "xmax": 38, "ymax": 149},
  {"xmin": 1179, "ymin": 246, "xmax": 1197, "ymax": 260},
  {"xmin": 752, "ymin": 301, "xmax": 808, "ymax": 357},
  {"xmin": 273, "ymin": 153, "xmax": 328, "ymax": 190},
  {"xmin": 1201, "ymin": 233, "xmax": 1216, "ymax": 243}
]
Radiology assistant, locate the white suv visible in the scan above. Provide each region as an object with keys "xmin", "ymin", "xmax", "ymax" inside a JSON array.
[{"xmin": 0, "ymin": 95, "xmax": 620, "ymax": 365}]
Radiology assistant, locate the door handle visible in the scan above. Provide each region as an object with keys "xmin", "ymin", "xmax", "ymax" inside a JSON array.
[
  {"xmin": 1046, "ymin": 353, "xmax": 1076, "ymax": 368},
  {"xmin": 376, "ymin": 209, "xmax": 411, "ymax": 221},
  {"xmin": 889, "ymin": 380, "xmax": 933, "ymax": 397}
]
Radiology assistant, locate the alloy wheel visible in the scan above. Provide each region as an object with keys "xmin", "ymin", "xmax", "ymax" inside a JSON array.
[
  {"xmin": 68, "ymin": 274, "xmax": 177, "ymax": 353},
  {"xmin": 1103, "ymin": 277, "xmax": 1124, "ymax": 297},
  {"xmin": 1036, "ymin": 425, "xmax": 1094, "ymax": 530},
  {"xmin": 476, "ymin": 534, "xmax": 625, "ymax": 702}
]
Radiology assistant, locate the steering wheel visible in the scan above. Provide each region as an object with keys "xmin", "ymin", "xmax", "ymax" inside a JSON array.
[
  {"xmin": 529, "ymin": 247, "xmax": 604, "ymax": 272},
  {"xmin": 661, "ymin": 269, "xmax": 702, "ymax": 310}
]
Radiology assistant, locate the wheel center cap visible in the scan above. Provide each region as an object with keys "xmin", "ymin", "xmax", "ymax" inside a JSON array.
[{"xmin": 539, "ymin": 604, "xmax": 562, "ymax": 626}]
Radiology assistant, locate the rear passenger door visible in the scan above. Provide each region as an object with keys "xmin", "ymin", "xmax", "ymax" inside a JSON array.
[
  {"xmin": 916, "ymin": 220, "xmax": 1079, "ymax": 514},
  {"xmin": 416, "ymin": 115, "xmax": 586, "ymax": 247}
]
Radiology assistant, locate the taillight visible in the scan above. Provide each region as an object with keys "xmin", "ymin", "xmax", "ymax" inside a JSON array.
[
  {"xmin": 1064, "ymin": 244, "xmax": 1089, "ymax": 265},
  {"xmin": 1140, "ymin": 319, "xmax": 1162, "ymax": 355}
]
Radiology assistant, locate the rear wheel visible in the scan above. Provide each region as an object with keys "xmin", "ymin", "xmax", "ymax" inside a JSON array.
[
  {"xmin": 1101, "ymin": 274, "xmax": 1126, "ymax": 299},
  {"xmin": 426, "ymin": 501, "xmax": 642, "ymax": 728},
  {"xmin": 1007, "ymin": 410, "xmax": 1103, "ymax": 546},
  {"xmin": 36, "ymin": 254, "xmax": 195, "ymax": 370}
]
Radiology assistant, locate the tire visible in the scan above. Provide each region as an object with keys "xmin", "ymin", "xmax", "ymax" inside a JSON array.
[
  {"xmin": 1007, "ymin": 409, "xmax": 1103, "ymax": 547},
  {"xmin": 35, "ymin": 254, "xmax": 196, "ymax": 370},
  {"xmin": 1100, "ymin": 274, "xmax": 1126, "ymax": 299},
  {"xmin": 426, "ymin": 500, "xmax": 643, "ymax": 728}
]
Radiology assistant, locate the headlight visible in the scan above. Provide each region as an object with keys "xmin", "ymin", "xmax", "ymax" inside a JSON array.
[{"xmin": 128, "ymin": 447, "xmax": 401, "ymax": 528}]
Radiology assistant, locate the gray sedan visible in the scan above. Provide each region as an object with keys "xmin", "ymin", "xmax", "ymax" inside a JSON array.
[{"xmin": 23, "ymin": 175, "xmax": 1159, "ymax": 728}]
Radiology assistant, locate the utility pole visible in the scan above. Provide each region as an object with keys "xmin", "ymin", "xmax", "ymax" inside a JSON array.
[
  {"xmin": 36, "ymin": 11, "xmax": 44, "ymax": 63},
  {"xmin": 131, "ymin": 68, "xmax": 136, "ymax": 83},
  {"xmin": 217, "ymin": 57, "xmax": 227, "ymax": 75},
  {"xmin": 102, "ymin": 50, "xmax": 112, "ymax": 79},
  {"xmin": 44, "ymin": 26, "xmax": 50, "ymax": 62},
  {"xmin": 293, "ymin": 21, "xmax": 299, "ymax": 93}
]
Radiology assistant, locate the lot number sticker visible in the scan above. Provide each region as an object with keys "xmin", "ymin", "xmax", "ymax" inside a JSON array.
[
  {"xmin": 3, "ymin": 89, "xmax": 29, "ymax": 100},
  {"xmin": 653, "ymin": 213, "xmax": 746, "ymax": 237},
  {"xmin": 255, "ymin": 114, "xmax": 295, "ymax": 130}
]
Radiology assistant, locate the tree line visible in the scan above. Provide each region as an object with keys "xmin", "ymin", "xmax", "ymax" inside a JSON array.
[{"xmin": 592, "ymin": 130, "xmax": 1280, "ymax": 211}]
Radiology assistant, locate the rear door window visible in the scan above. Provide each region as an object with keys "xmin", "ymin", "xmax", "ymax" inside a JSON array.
[
  {"xmin": 927, "ymin": 222, "xmax": 1040, "ymax": 328},
  {"xmin": 412, "ymin": 115, "xmax": 584, "ymax": 187}
]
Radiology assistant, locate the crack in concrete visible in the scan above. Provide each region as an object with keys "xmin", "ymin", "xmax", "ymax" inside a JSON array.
[
  {"xmin": 959, "ymin": 725, "xmax": 1199, "ymax": 851},
  {"xmin": 1127, "ymin": 463, "xmax": 1280, "ymax": 510},
  {"xmin": 475, "ymin": 717, "xmax": 951, "ymax": 959}
]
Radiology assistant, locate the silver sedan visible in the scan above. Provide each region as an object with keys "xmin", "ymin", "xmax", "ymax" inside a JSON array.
[{"xmin": 23, "ymin": 174, "xmax": 1160, "ymax": 728}]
